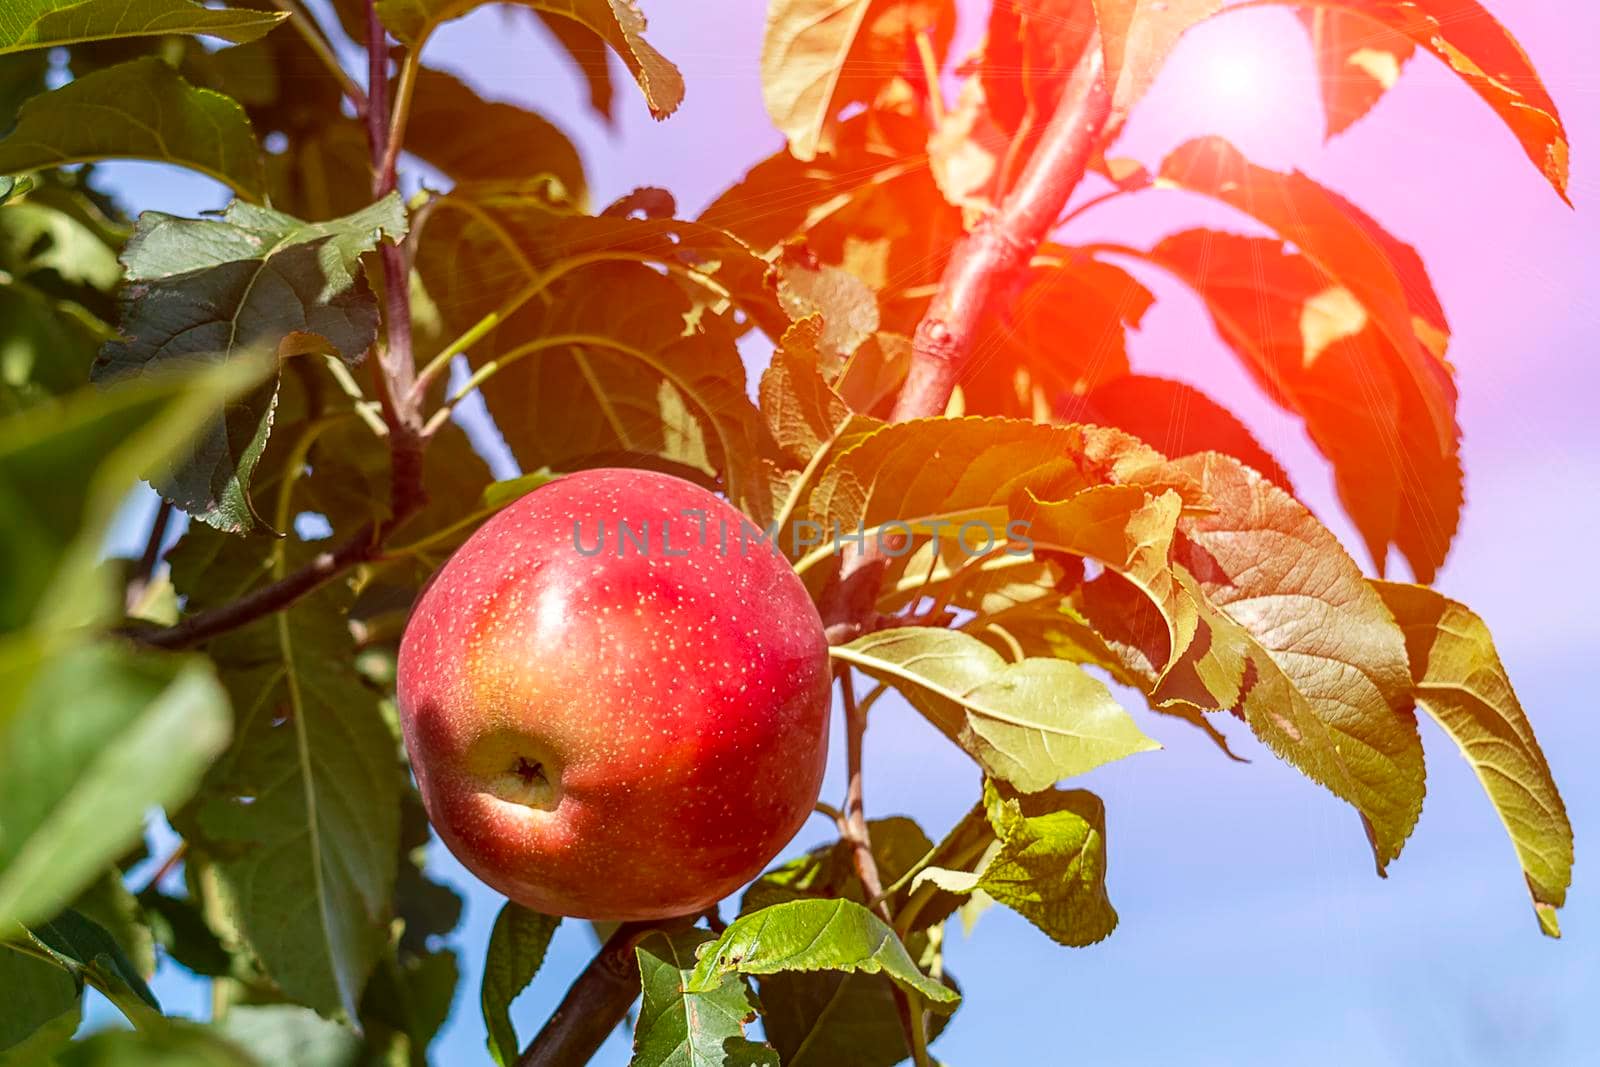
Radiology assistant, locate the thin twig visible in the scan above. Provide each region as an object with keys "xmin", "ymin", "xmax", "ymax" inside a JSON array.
[
  {"xmin": 836, "ymin": 670, "xmax": 930, "ymax": 1066},
  {"xmin": 140, "ymin": 841, "xmax": 188, "ymax": 894},
  {"xmin": 126, "ymin": 499, "xmax": 174, "ymax": 612},
  {"xmin": 129, "ymin": 523, "xmax": 380, "ymax": 650}
]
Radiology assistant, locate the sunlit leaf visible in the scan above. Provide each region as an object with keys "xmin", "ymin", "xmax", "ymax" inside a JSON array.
[
  {"xmin": 1073, "ymin": 374, "xmax": 1292, "ymax": 491},
  {"xmin": 0, "ymin": 57, "xmax": 267, "ymax": 200},
  {"xmin": 1374, "ymin": 582, "xmax": 1573, "ymax": 936},
  {"xmin": 531, "ymin": 9, "xmax": 617, "ymax": 123},
  {"xmin": 761, "ymin": 0, "xmax": 954, "ymax": 160},
  {"xmin": 1126, "ymin": 228, "xmax": 1459, "ymax": 579},
  {"xmin": 0, "ymin": 0, "xmax": 286, "ymax": 57},
  {"xmin": 1091, "ymin": 0, "xmax": 1220, "ymax": 120},
  {"xmin": 481, "ymin": 902, "xmax": 559, "ymax": 1067},
  {"xmin": 631, "ymin": 928, "xmax": 778, "ymax": 1067},
  {"xmin": 1161, "ymin": 453, "xmax": 1424, "ymax": 869},
  {"xmin": 773, "ymin": 247, "xmax": 879, "ymax": 365},
  {"xmin": 377, "ymin": 0, "xmax": 684, "ymax": 118},
  {"xmin": 687, "ymin": 898, "xmax": 958, "ymax": 1011},
  {"xmin": 835, "ymin": 627, "xmax": 1159, "ymax": 791},
  {"xmin": 1278, "ymin": 0, "xmax": 1569, "ymax": 200},
  {"xmin": 962, "ymin": 252, "xmax": 1153, "ymax": 417},
  {"xmin": 914, "ymin": 778, "xmax": 1116, "ymax": 947},
  {"xmin": 1297, "ymin": 8, "xmax": 1414, "ymax": 136}
]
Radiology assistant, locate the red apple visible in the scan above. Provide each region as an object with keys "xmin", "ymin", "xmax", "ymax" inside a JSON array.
[{"xmin": 396, "ymin": 468, "xmax": 831, "ymax": 920}]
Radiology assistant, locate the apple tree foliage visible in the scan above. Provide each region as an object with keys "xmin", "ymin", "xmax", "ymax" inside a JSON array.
[{"xmin": 0, "ymin": 0, "xmax": 1576, "ymax": 1063}]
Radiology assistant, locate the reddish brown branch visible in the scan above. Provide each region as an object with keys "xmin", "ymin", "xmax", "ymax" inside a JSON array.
[
  {"xmin": 516, "ymin": 918, "xmax": 697, "ymax": 1067},
  {"xmin": 838, "ymin": 672, "xmax": 890, "ymax": 915},
  {"xmin": 132, "ymin": 524, "xmax": 381, "ymax": 650},
  {"xmin": 890, "ymin": 42, "xmax": 1110, "ymax": 422},
  {"xmin": 126, "ymin": 499, "xmax": 175, "ymax": 612}
]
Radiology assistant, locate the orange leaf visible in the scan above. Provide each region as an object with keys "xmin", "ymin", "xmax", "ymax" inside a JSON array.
[
  {"xmin": 1156, "ymin": 137, "xmax": 1454, "ymax": 452},
  {"xmin": 1128, "ymin": 229, "xmax": 1461, "ymax": 580},
  {"xmin": 1271, "ymin": 0, "xmax": 1570, "ymax": 201},
  {"xmin": 1297, "ymin": 7, "xmax": 1416, "ymax": 137},
  {"xmin": 1070, "ymin": 374, "xmax": 1293, "ymax": 492}
]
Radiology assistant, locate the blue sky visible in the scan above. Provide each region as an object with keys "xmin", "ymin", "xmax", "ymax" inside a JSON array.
[{"xmin": 85, "ymin": 1, "xmax": 1597, "ymax": 1062}]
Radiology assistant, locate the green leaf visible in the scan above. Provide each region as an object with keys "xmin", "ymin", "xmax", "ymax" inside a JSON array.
[
  {"xmin": 834, "ymin": 627, "xmax": 1158, "ymax": 793},
  {"xmin": 916, "ymin": 779, "xmax": 1116, "ymax": 947},
  {"xmin": 0, "ymin": 176, "xmax": 125, "ymax": 291},
  {"xmin": 1374, "ymin": 582, "xmax": 1573, "ymax": 936},
  {"xmin": 418, "ymin": 184, "xmax": 786, "ymax": 343},
  {"xmin": 686, "ymin": 898, "xmax": 958, "ymax": 1012},
  {"xmin": 481, "ymin": 902, "xmax": 560, "ymax": 1067},
  {"xmin": 0, "ymin": 282, "xmax": 106, "ymax": 412},
  {"xmin": 0, "ymin": 174, "xmax": 30, "ymax": 205},
  {"xmin": 23, "ymin": 908, "xmax": 161, "ymax": 1024},
  {"xmin": 0, "ymin": 1, "xmax": 285, "ymax": 57},
  {"xmin": 361, "ymin": 948, "xmax": 460, "ymax": 1063},
  {"xmin": 0, "ymin": 945, "xmax": 80, "ymax": 1064},
  {"xmin": 1162, "ymin": 453, "xmax": 1424, "ymax": 870},
  {"xmin": 759, "ymin": 967, "xmax": 958, "ymax": 1067},
  {"xmin": 94, "ymin": 194, "xmax": 404, "ymax": 532},
  {"xmin": 54, "ymin": 1020, "xmax": 258, "ymax": 1067},
  {"xmin": 428, "ymin": 256, "xmax": 772, "ymax": 519},
  {"xmin": 173, "ymin": 580, "xmax": 400, "ymax": 1020},
  {"xmin": 772, "ymin": 248, "xmax": 879, "ymax": 364},
  {"xmin": 215, "ymin": 1004, "xmax": 364, "ymax": 1066},
  {"xmin": 0, "ymin": 647, "xmax": 230, "ymax": 932},
  {"xmin": 631, "ymin": 928, "xmax": 778, "ymax": 1067},
  {"xmin": 71, "ymin": 870, "xmax": 157, "ymax": 980},
  {"xmin": 376, "ymin": 0, "xmax": 683, "ymax": 118},
  {"xmin": 138, "ymin": 888, "xmax": 234, "ymax": 978},
  {"xmin": 0, "ymin": 363, "xmax": 262, "ymax": 631},
  {"xmin": 0, "ymin": 57, "xmax": 267, "ymax": 200},
  {"xmin": 405, "ymin": 66, "xmax": 586, "ymax": 202},
  {"xmin": 742, "ymin": 816, "xmax": 932, "ymax": 916}
]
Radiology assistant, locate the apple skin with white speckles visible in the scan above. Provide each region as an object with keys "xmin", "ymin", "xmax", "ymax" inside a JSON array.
[{"xmin": 396, "ymin": 468, "xmax": 831, "ymax": 920}]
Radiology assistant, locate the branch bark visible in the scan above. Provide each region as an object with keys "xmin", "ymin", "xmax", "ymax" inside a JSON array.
[
  {"xmin": 515, "ymin": 920, "xmax": 656, "ymax": 1067},
  {"xmin": 822, "ymin": 39, "xmax": 1110, "ymax": 639},
  {"xmin": 131, "ymin": 524, "xmax": 380, "ymax": 650},
  {"xmin": 890, "ymin": 41, "xmax": 1110, "ymax": 422}
]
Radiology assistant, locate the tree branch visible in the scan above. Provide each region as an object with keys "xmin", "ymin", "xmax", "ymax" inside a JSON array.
[
  {"xmin": 515, "ymin": 920, "xmax": 654, "ymax": 1067},
  {"xmin": 126, "ymin": 499, "xmax": 174, "ymax": 612},
  {"xmin": 837, "ymin": 671, "xmax": 929, "ymax": 1065},
  {"xmin": 822, "ymin": 40, "xmax": 1110, "ymax": 638},
  {"xmin": 890, "ymin": 41, "xmax": 1110, "ymax": 422},
  {"xmin": 131, "ymin": 524, "xmax": 380, "ymax": 650}
]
